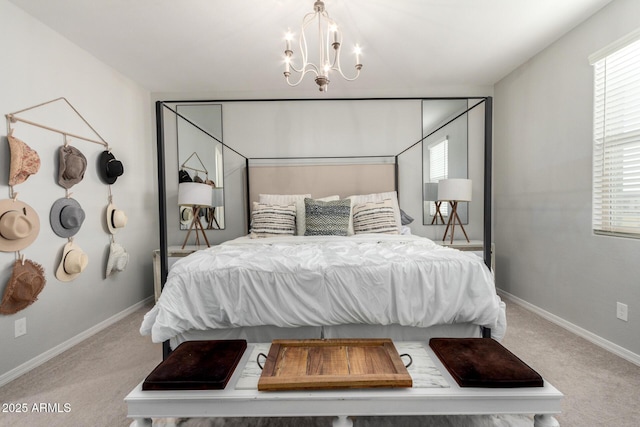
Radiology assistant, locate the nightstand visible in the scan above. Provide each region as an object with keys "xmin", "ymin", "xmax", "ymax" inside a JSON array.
[
  {"xmin": 435, "ymin": 240, "xmax": 495, "ymax": 272},
  {"xmin": 152, "ymin": 245, "xmax": 202, "ymax": 302}
]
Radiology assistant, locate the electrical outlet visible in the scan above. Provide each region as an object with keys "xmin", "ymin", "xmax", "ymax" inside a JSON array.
[
  {"xmin": 14, "ymin": 317, "xmax": 27, "ymax": 338},
  {"xmin": 617, "ymin": 302, "xmax": 628, "ymax": 322}
]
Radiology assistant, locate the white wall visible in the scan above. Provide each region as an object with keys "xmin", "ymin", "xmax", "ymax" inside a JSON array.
[
  {"xmin": 0, "ymin": 0, "xmax": 155, "ymax": 382},
  {"xmin": 494, "ymin": 0, "xmax": 640, "ymax": 357}
]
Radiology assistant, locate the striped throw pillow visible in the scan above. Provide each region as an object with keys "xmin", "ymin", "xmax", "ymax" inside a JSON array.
[
  {"xmin": 250, "ymin": 202, "xmax": 296, "ymax": 238},
  {"xmin": 304, "ymin": 198, "xmax": 351, "ymax": 236},
  {"xmin": 352, "ymin": 199, "xmax": 399, "ymax": 234}
]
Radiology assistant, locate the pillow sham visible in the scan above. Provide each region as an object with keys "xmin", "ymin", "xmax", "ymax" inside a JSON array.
[
  {"xmin": 346, "ymin": 191, "xmax": 402, "ymax": 234},
  {"xmin": 250, "ymin": 202, "xmax": 296, "ymax": 238},
  {"xmin": 352, "ymin": 199, "xmax": 399, "ymax": 235},
  {"xmin": 304, "ymin": 198, "xmax": 351, "ymax": 236},
  {"xmin": 259, "ymin": 194, "xmax": 310, "ymax": 236}
]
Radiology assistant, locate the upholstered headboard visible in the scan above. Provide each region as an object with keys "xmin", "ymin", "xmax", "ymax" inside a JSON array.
[{"xmin": 248, "ymin": 162, "xmax": 397, "ymax": 205}]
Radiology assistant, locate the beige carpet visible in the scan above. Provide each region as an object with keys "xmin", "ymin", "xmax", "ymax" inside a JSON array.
[{"xmin": 0, "ymin": 300, "xmax": 639, "ymax": 427}]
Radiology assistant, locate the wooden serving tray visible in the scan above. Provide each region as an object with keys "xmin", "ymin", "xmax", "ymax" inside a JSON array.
[{"xmin": 257, "ymin": 339, "xmax": 412, "ymax": 391}]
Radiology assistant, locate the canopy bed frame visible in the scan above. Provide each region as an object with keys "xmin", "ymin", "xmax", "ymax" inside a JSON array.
[{"xmin": 153, "ymin": 97, "xmax": 494, "ymax": 359}]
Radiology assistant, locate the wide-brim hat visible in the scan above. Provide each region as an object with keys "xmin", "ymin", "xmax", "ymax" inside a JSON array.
[
  {"xmin": 58, "ymin": 145, "xmax": 87, "ymax": 189},
  {"xmin": 0, "ymin": 199, "xmax": 40, "ymax": 252},
  {"xmin": 105, "ymin": 242, "xmax": 129, "ymax": 277},
  {"xmin": 106, "ymin": 203, "xmax": 128, "ymax": 234},
  {"xmin": 56, "ymin": 241, "xmax": 88, "ymax": 282},
  {"xmin": 0, "ymin": 259, "xmax": 46, "ymax": 315},
  {"xmin": 179, "ymin": 206, "xmax": 193, "ymax": 225},
  {"xmin": 98, "ymin": 150, "xmax": 124, "ymax": 185},
  {"xmin": 50, "ymin": 198, "xmax": 85, "ymax": 238},
  {"xmin": 8, "ymin": 134, "xmax": 41, "ymax": 186}
]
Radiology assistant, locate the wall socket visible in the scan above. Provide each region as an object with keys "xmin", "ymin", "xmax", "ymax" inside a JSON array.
[
  {"xmin": 617, "ymin": 302, "xmax": 628, "ymax": 322},
  {"xmin": 14, "ymin": 317, "xmax": 27, "ymax": 338}
]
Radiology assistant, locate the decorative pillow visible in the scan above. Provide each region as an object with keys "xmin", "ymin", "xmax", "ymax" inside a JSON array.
[
  {"xmin": 400, "ymin": 209, "xmax": 414, "ymax": 225},
  {"xmin": 346, "ymin": 191, "xmax": 402, "ymax": 234},
  {"xmin": 250, "ymin": 202, "xmax": 296, "ymax": 238},
  {"xmin": 352, "ymin": 199, "xmax": 399, "ymax": 235},
  {"xmin": 315, "ymin": 195, "xmax": 339, "ymax": 202},
  {"xmin": 259, "ymin": 194, "xmax": 310, "ymax": 236},
  {"xmin": 304, "ymin": 198, "xmax": 351, "ymax": 236}
]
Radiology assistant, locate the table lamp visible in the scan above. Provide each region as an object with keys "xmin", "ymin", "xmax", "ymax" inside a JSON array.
[
  {"xmin": 178, "ymin": 182, "xmax": 212, "ymax": 249},
  {"xmin": 207, "ymin": 187, "xmax": 224, "ymax": 229},
  {"xmin": 424, "ymin": 182, "xmax": 444, "ymax": 225},
  {"xmin": 438, "ymin": 178, "xmax": 472, "ymax": 243}
]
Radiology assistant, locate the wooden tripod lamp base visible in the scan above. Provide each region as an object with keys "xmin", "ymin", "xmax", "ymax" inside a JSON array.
[{"xmin": 181, "ymin": 206, "xmax": 210, "ymax": 249}]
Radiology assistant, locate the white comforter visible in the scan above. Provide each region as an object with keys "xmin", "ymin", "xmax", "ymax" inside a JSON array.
[{"xmin": 141, "ymin": 234, "xmax": 505, "ymax": 343}]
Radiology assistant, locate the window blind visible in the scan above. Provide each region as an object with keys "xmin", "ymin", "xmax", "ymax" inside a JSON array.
[
  {"xmin": 429, "ymin": 138, "xmax": 448, "ymax": 216},
  {"xmin": 592, "ymin": 36, "xmax": 640, "ymax": 238}
]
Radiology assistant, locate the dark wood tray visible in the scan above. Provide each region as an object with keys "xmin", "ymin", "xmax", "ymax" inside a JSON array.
[{"xmin": 258, "ymin": 339, "xmax": 412, "ymax": 391}]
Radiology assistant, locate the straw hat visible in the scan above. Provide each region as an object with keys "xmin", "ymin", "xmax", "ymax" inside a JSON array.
[
  {"xmin": 0, "ymin": 199, "xmax": 40, "ymax": 252},
  {"xmin": 56, "ymin": 241, "xmax": 88, "ymax": 282},
  {"xmin": 8, "ymin": 134, "xmax": 41, "ymax": 186},
  {"xmin": 50, "ymin": 198, "xmax": 85, "ymax": 238},
  {"xmin": 105, "ymin": 242, "xmax": 129, "ymax": 277},
  {"xmin": 106, "ymin": 203, "xmax": 128, "ymax": 234},
  {"xmin": 98, "ymin": 150, "xmax": 124, "ymax": 184},
  {"xmin": 58, "ymin": 145, "xmax": 87, "ymax": 189},
  {"xmin": 179, "ymin": 206, "xmax": 193, "ymax": 225},
  {"xmin": 0, "ymin": 259, "xmax": 46, "ymax": 315}
]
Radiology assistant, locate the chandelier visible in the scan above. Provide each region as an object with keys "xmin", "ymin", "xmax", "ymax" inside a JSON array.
[{"xmin": 283, "ymin": 0, "xmax": 362, "ymax": 92}]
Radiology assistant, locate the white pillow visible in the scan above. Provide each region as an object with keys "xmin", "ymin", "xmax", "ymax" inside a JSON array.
[
  {"xmin": 315, "ymin": 195, "xmax": 339, "ymax": 202},
  {"xmin": 346, "ymin": 191, "xmax": 402, "ymax": 234},
  {"xmin": 259, "ymin": 194, "xmax": 310, "ymax": 236}
]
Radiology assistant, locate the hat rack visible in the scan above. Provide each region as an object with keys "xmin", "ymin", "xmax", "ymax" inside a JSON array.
[
  {"xmin": 180, "ymin": 151, "xmax": 208, "ymax": 179},
  {"xmin": 5, "ymin": 97, "xmax": 109, "ymax": 150}
]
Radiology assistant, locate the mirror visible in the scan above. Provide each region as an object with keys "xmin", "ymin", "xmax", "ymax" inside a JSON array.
[
  {"xmin": 422, "ymin": 99, "xmax": 469, "ymax": 226},
  {"xmin": 177, "ymin": 103, "xmax": 225, "ymax": 230}
]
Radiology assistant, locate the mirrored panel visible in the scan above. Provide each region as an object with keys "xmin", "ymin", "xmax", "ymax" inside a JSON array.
[
  {"xmin": 422, "ymin": 99, "xmax": 469, "ymax": 226},
  {"xmin": 177, "ymin": 103, "xmax": 225, "ymax": 230}
]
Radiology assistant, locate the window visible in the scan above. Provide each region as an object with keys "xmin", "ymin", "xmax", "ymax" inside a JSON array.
[
  {"xmin": 428, "ymin": 137, "xmax": 448, "ymax": 216},
  {"xmin": 590, "ymin": 31, "xmax": 640, "ymax": 238}
]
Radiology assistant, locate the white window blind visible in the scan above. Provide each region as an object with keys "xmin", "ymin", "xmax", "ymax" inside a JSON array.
[
  {"xmin": 429, "ymin": 138, "xmax": 448, "ymax": 216},
  {"xmin": 592, "ymin": 35, "xmax": 640, "ymax": 238}
]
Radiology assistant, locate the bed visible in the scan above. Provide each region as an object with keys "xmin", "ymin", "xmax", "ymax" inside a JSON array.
[
  {"xmin": 141, "ymin": 160, "xmax": 505, "ymax": 349},
  {"xmin": 140, "ymin": 232, "xmax": 505, "ymax": 348}
]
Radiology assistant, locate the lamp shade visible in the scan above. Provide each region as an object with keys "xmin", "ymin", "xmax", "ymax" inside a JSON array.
[
  {"xmin": 438, "ymin": 179, "xmax": 472, "ymax": 202},
  {"xmin": 211, "ymin": 187, "xmax": 224, "ymax": 207},
  {"xmin": 178, "ymin": 182, "xmax": 212, "ymax": 207},
  {"xmin": 423, "ymin": 183, "xmax": 439, "ymax": 201}
]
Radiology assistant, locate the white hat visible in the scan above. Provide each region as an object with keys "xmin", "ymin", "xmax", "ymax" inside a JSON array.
[
  {"xmin": 105, "ymin": 242, "xmax": 129, "ymax": 277},
  {"xmin": 56, "ymin": 241, "xmax": 88, "ymax": 282},
  {"xmin": 179, "ymin": 206, "xmax": 193, "ymax": 225},
  {"xmin": 106, "ymin": 203, "xmax": 128, "ymax": 234}
]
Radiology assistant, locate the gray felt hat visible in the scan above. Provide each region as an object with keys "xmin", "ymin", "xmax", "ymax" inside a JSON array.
[{"xmin": 50, "ymin": 198, "xmax": 86, "ymax": 238}]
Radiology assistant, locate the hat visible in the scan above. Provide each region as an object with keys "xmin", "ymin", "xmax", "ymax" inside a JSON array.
[
  {"xmin": 179, "ymin": 206, "xmax": 193, "ymax": 225},
  {"xmin": 56, "ymin": 241, "xmax": 88, "ymax": 282},
  {"xmin": 178, "ymin": 169, "xmax": 192, "ymax": 183},
  {"xmin": 50, "ymin": 198, "xmax": 85, "ymax": 238},
  {"xmin": 98, "ymin": 150, "xmax": 124, "ymax": 184},
  {"xmin": 58, "ymin": 145, "xmax": 87, "ymax": 189},
  {"xmin": 0, "ymin": 259, "xmax": 46, "ymax": 315},
  {"xmin": 106, "ymin": 203, "xmax": 128, "ymax": 234},
  {"xmin": 0, "ymin": 199, "xmax": 40, "ymax": 252},
  {"xmin": 8, "ymin": 134, "xmax": 41, "ymax": 186},
  {"xmin": 105, "ymin": 242, "xmax": 129, "ymax": 277}
]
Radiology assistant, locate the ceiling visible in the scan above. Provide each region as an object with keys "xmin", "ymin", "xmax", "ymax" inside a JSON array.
[{"xmin": 10, "ymin": 0, "xmax": 613, "ymax": 96}]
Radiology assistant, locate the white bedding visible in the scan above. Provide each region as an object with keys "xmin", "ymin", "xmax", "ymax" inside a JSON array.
[{"xmin": 140, "ymin": 234, "xmax": 505, "ymax": 343}]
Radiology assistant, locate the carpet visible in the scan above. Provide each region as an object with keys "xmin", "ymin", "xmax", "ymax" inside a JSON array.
[{"xmin": 152, "ymin": 414, "xmax": 533, "ymax": 427}]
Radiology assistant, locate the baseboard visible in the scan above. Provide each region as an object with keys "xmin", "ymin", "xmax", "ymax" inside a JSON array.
[
  {"xmin": 498, "ymin": 289, "xmax": 640, "ymax": 367},
  {"xmin": 0, "ymin": 296, "xmax": 153, "ymax": 388}
]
